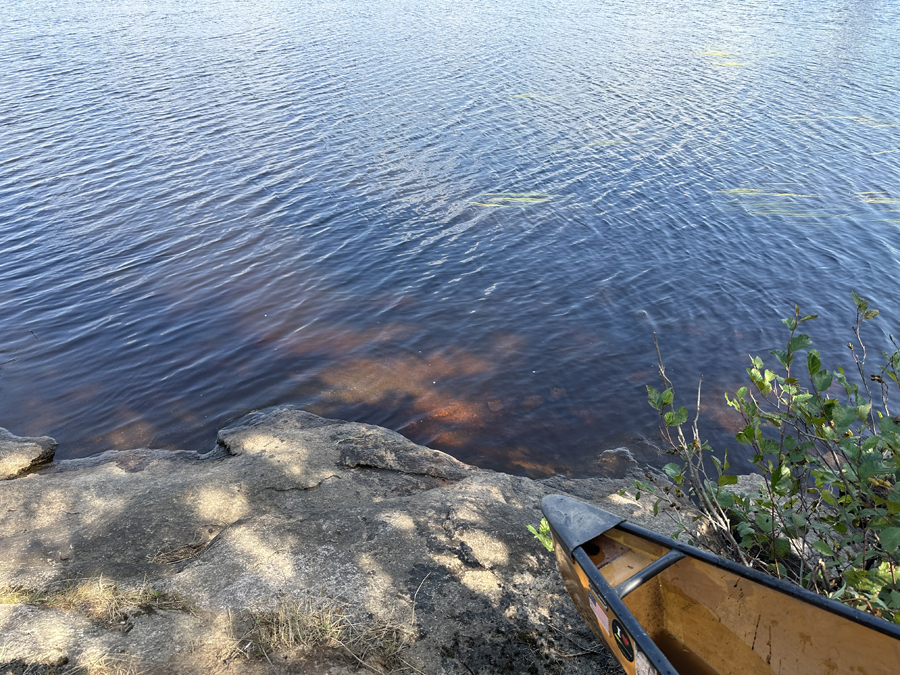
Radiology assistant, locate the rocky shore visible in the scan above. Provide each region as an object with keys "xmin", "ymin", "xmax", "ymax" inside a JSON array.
[{"xmin": 0, "ymin": 407, "xmax": 683, "ymax": 675}]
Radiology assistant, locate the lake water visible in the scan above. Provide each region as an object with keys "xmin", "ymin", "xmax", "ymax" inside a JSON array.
[{"xmin": 2, "ymin": 0, "xmax": 899, "ymax": 476}]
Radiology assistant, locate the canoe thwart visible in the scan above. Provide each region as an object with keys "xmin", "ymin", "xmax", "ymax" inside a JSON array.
[{"xmin": 615, "ymin": 549, "xmax": 686, "ymax": 599}]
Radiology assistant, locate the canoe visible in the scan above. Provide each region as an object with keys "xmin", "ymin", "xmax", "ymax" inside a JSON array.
[{"xmin": 542, "ymin": 494, "xmax": 900, "ymax": 675}]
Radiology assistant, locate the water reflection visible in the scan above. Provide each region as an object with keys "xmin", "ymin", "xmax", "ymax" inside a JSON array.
[{"xmin": 1, "ymin": 0, "xmax": 899, "ymax": 477}]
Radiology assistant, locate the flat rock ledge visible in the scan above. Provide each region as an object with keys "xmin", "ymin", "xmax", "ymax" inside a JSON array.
[
  {"xmin": 0, "ymin": 407, "xmax": 685, "ymax": 675},
  {"xmin": 0, "ymin": 429, "xmax": 56, "ymax": 480}
]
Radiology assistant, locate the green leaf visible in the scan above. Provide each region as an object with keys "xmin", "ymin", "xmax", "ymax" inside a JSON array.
[
  {"xmin": 852, "ymin": 291, "xmax": 867, "ymax": 313},
  {"xmin": 812, "ymin": 369, "xmax": 833, "ymax": 392},
  {"xmin": 822, "ymin": 490, "xmax": 838, "ymax": 507},
  {"xmin": 662, "ymin": 463, "xmax": 681, "ymax": 479},
  {"xmin": 772, "ymin": 349, "xmax": 791, "ymax": 369},
  {"xmin": 758, "ymin": 438, "xmax": 779, "ymax": 455},
  {"xmin": 718, "ymin": 475, "xmax": 738, "ymax": 486},
  {"xmin": 807, "ymin": 350, "xmax": 821, "ymax": 375},
  {"xmin": 718, "ymin": 490, "xmax": 735, "ymax": 508},
  {"xmin": 890, "ymin": 590, "xmax": 900, "ymax": 610},
  {"xmin": 880, "ymin": 417, "xmax": 900, "ymax": 435},
  {"xmin": 771, "ymin": 463, "xmax": 793, "ymax": 496},
  {"xmin": 857, "ymin": 402, "xmax": 872, "ymax": 422},
  {"xmin": 661, "ymin": 388, "xmax": 674, "ymax": 406},
  {"xmin": 774, "ymin": 537, "xmax": 792, "ymax": 558},
  {"xmin": 845, "ymin": 569, "xmax": 878, "ymax": 593},
  {"xmin": 789, "ymin": 334, "xmax": 812, "ymax": 353},
  {"xmin": 756, "ymin": 512, "xmax": 773, "ymax": 532},
  {"xmin": 865, "ymin": 309, "xmax": 880, "ymax": 320},
  {"xmin": 813, "ymin": 540, "xmax": 835, "ymax": 557},
  {"xmin": 782, "ymin": 316, "xmax": 798, "ymax": 331},
  {"xmin": 664, "ymin": 406, "xmax": 688, "ymax": 427},
  {"xmin": 879, "ymin": 527, "xmax": 900, "ymax": 554},
  {"xmin": 799, "ymin": 314, "xmax": 818, "ymax": 322},
  {"xmin": 833, "ymin": 405, "xmax": 859, "ymax": 430},
  {"xmin": 858, "ymin": 460, "xmax": 884, "ymax": 481},
  {"xmin": 646, "ymin": 385, "xmax": 662, "ymax": 410}
]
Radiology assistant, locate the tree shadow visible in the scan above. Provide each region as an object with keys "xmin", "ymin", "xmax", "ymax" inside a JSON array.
[{"xmin": 0, "ymin": 408, "xmax": 628, "ymax": 674}]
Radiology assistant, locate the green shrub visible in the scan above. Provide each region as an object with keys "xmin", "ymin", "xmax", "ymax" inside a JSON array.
[{"xmin": 634, "ymin": 293, "xmax": 900, "ymax": 623}]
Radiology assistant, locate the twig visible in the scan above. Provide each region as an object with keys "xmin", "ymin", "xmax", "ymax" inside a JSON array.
[
  {"xmin": 411, "ymin": 572, "xmax": 430, "ymax": 627},
  {"xmin": 336, "ymin": 638, "xmax": 387, "ymax": 675},
  {"xmin": 455, "ymin": 654, "xmax": 477, "ymax": 675},
  {"xmin": 547, "ymin": 622, "xmax": 606, "ymax": 655}
]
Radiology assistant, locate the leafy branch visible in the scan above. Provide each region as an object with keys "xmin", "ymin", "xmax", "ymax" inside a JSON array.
[{"xmin": 633, "ymin": 294, "xmax": 900, "ymax": 623}]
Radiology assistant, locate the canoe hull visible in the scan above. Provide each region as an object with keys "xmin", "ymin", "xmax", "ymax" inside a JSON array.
[{"xmin": 543, "ymin": 495, "xmax": 900, "ymax": 675}]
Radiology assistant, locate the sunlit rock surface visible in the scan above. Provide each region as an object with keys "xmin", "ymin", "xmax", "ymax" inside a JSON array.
[
  {"xmin": 0, "ymin": 428, "xmax": 56, "ymax": 480},
  {"xmin": 0, "ymin": 407, "xmax": 683, "ymax": 674}
]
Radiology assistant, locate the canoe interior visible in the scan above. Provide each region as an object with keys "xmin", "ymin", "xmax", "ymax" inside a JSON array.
[{"xmin": 555, "ymin": 526, "xmax": 900, "ymax": 675}]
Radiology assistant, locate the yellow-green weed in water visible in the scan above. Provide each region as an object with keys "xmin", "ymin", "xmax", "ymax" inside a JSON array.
[
  {"xmin": 854, "ymin": 117, "xmax": 897, "ymax": 127},
  {"xmin": 715, "ymin": 186, "xmax": 849, "ymax": 220},
  {"xmin": 696, "ymin": 47, "xmax": 746, "ymax": 66},
  {"xmin": 717, "ymin": 188, "xmax": 817, "ymax": 198},
  {"xmin": 509, "ymin": 93, "xmax": 559, "ymax": 101},
  {"xmin": 786, "ymin": 115, "xmax": 897, "ymax": 127},
  {"xmin": 471, "ymin": 192, "xmax": 558, "ymax": 208}
]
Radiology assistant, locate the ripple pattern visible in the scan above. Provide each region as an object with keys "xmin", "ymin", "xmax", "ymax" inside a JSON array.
[{"xmin": 2, "ymin": 0, "xmax": 899, "ymax": 476}]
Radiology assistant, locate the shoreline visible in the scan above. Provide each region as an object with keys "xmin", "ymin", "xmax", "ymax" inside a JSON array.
[{"xmin": 0, "ymin": 406, "xmax": 687, "ymax": 674}]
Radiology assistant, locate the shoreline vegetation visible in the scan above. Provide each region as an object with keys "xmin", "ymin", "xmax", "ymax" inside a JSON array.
[{"xmin": 632, "ymin": 294, "xmax": 900, "ymax": 624}]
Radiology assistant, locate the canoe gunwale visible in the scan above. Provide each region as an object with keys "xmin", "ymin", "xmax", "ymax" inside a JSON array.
[
  {"xmin": 615, "ymin": 517, "xmax": 900, "ymax": 641},
  {"xmin": 571, "ymin": 545, "xmax": 681, "ymax": 674}
]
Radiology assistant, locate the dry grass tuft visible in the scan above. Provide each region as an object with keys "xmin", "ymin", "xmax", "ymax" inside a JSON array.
[
  {"xmin": 0, "ymin": 577, "xmax": 190, "ymax": 626},
  {"xmin": 227, "ymin": 595, "xmax": 419, "ymax": 674}
]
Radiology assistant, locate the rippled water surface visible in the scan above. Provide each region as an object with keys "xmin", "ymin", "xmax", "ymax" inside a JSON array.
[{"xmin": 2, "ymin": 0, "xmax": 900, "ymax": 475}]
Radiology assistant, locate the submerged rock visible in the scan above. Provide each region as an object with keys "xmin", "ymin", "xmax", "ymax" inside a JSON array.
[
  {"xmin": 0, "ymin": 407, "xmax": 685, "ymax": 674},
  {"xmin": 592, "ymin": 447, "xmax": 638, "ymax": 479}
]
